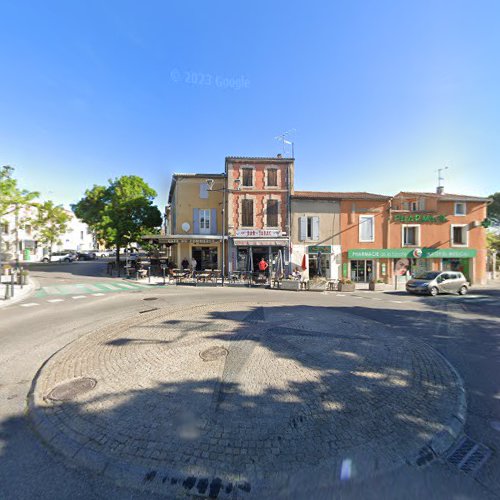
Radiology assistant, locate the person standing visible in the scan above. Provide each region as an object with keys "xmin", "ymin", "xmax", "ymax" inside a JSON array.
[
  {"xmin": 190, "ymin": 256, "xmax": 198, "ymax": 277},
  {"xmin": 258, "ymin": 257, "xmax": 269, "ymax": 279}
]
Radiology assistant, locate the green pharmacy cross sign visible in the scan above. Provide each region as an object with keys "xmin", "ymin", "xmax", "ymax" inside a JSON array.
[{"xmin": 393, "ymin": 213, "xmax": 448, "ymax": 223}]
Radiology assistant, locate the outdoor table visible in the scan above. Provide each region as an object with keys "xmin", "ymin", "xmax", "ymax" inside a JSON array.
[{"xmin": 196, "ymin": 272, "xmax": 210, "ymax": 283}]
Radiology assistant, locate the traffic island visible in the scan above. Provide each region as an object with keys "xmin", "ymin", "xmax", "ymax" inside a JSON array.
[{"xmin": 28, "ymin": 302, "xmax": 466, "ymax": 498}]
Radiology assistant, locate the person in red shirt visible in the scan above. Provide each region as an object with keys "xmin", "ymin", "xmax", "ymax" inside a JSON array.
[{"xmin": 258, "ymin": 257, "xmax": 269, "ymax": 274}]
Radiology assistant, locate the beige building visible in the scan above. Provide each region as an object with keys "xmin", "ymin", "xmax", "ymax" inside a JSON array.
[
  {"xmin": 291, "ymin": 192, "xmax": 342, "ymax": 280},
  {"xmin": 158, "ymin": 173, "xmax": 225, "ymax": 270}
]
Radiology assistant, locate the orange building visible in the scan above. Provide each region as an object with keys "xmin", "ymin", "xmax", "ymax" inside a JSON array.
[{"xmin": 342, "ymin": 191, "xmax": 490, "ymax": 285}]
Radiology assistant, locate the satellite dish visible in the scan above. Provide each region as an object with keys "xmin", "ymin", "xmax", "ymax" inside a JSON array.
[{"xmin": 181, "ymin": 222, "xmax": 190, "ymax": 232}]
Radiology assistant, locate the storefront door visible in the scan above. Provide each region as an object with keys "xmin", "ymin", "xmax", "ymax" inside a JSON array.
[
  {"xmin": 192, "ymin": 246, "xmax": 218, "ymax": 271},
  {"xmin": 350, "ymin": 260, "xmax": 374, "ymax": 282}
]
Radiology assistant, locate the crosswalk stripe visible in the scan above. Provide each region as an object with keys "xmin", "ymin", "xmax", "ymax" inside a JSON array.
[
  {"xmin": 47, "ymin": 299, "xmax": 64, "ymax": 303},
  {"xmin": 92, "ymin": 293, "xmax": 105, "ymax": 296},
  {"xmin": 21, "ymin": 303, "xmax": 39, "ymax": 307},
  {"xmin": 97, "ymin": 284, "xmax": 122, "ymax": 290},
  {"xmin": 391, "ymin": 300, "xmax": 404, "ymax": 303},
  {"xmin": 76, "ymin": 283, "xmax": 101, "ymax": 292},
  {"xmin": 115, "ymin": 282, "xmax": 139, "ymax": 289},
  {"xmin": 72, "ymin": 295, "xmax": 87, "ymax": 299}
]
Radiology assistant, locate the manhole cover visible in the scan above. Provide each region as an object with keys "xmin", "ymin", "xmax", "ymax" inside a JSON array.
[
  {"xmin": 47, "ymin": 377, "xmax": 97, "ymax": 402},
  {"xmin": 199, "ymin": 346, "xmax": 228, "ymax": 361}
]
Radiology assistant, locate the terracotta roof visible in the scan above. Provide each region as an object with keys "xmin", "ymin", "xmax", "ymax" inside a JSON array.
[
  {"xmin": 225, "ymin": 156, "xmax": 294, "ymax": 162},
  {"xmin": 395, "ymin": 191, "xmax": 490, "ymax": 202},
  {"xmin": 293, "ymin": 191, "xmax": 391, "ymax": 201}
]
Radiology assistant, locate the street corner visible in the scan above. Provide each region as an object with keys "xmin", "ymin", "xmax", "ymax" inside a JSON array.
[{"xmin": 27, "ymin": 302, "xmax": 467, "ymax": 498}]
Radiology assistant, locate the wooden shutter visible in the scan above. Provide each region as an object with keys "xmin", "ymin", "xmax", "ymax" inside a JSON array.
[
  {"xmin": 210, "ymin": 208, "xmax": 217, "ymax": 234},
  {"xmin": 242, "ymin": 199, "xmax": 253, "ymax": 226},
  {"xmin": 267, "ymin": 200, "xmax": 278, "ymax": 226},
  {"xmin": 312, "ymin": 216, "xmax": 320, "ymax": 241},
  {"xmin": 299, "ymin": 217, "xmax": 307, "ymax": 241},
  {"xmin": 193, "ymin": 208, "xmax": 199, "ymax": 233}
]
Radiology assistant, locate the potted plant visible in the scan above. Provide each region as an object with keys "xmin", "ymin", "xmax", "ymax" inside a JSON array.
[
  {"xmin": 369, "ymin": 279, "xmax": 385, "ymax": 291},
  {"xmin": 338, "ymin": 278, "xmax": 355, "ymax": 292}
]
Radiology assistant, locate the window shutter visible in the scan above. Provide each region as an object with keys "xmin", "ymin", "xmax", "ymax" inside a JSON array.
[
  {"xmin": 210, "ymin": 208, "xmax": 217, "ymax": 235},
  {"xmin": 193, "ymin": 208, "xmax": 199, "ymax": 233},
  {"xmin": 418, "ymin": 198, "xmax": 425, "ymax": 211},
  {"xmin": 299, "ymin": 217, "xmax": 307, "ymax": 241},
  {"xmin": 199, "ymin": 183, "xmax": 208, "ymax": 199},
  {"xmin": 312, "ymin": 216, "xmax": 320, "ymax": 241}
]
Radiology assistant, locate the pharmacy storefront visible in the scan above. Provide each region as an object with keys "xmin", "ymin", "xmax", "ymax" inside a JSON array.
[{"xmin": 347, "ymin": 248, "xmax": 478, "ymax": 283}]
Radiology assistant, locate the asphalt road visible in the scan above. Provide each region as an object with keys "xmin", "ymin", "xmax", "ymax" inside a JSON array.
[{"xmin": 0, "ymin": 261, "xmax": 499, "ymax": 499}]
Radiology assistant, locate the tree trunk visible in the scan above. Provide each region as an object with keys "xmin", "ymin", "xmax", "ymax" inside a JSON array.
[{"xmin": 116, "ymin": 244, "xmax": 120, "ymax": 277}]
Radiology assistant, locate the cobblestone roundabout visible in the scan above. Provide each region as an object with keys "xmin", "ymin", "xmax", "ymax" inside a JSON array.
[{"xmin": 29, "ymin": 303, "xmax": 466, "ymax": 498}]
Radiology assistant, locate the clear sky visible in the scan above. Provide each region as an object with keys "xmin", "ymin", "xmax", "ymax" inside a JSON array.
[{"xmin": 1, "ymin": 0, "xmax": 499, "ymax": 209}]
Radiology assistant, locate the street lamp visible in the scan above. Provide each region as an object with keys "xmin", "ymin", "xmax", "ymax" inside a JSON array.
[{"xmin": 206, "ymin": 177, "xmax": 240, "ymax": 286}]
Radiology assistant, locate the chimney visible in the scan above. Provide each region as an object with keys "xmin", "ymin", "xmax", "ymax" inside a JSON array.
[{"xmin": 436, "ymin": 186, "xmax": 444, "ymax": 195}]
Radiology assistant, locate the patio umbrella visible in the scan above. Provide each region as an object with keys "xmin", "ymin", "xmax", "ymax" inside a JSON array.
[
  {"xmin": 276, "ymin": 250, "xmax": 283, "ymax": 278},
  {"xmin": 317, "ymin": 251, "xmax": 323, "ymax": 276},
  {"xmin": 301, "ymin": 254, "xmax": 307, "ymax": 271},
  {"xmin": 247, "ymin": 249, "xmax": 254, "ymax": 282}
]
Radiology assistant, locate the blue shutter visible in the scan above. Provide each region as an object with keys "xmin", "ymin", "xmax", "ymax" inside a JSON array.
[
  {"xmin": 299, "ymin": 217, "xmax": 307, "ymax": 241},
  {"xmin": 210, "ymin": 208, "xmax": 217, "ymax": 235},
  {"xmin": 193, "ymin": 208, "xmax": 199, "ymax": 233},
  {"xmin": 312, "ymin": 216, "xmax": 320, "ymax": 241}
]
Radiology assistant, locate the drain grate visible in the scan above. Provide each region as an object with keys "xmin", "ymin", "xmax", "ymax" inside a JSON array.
[
  {"xmin": 47, "ymin": 377, "xmax": 97, "ymax": 402},
  {"xmin": 447, "ymin": 436, "xmax": 492, "ymax": 475},
  {"xmin": 200, "ymin": 346, "xmax": 228, "ymax": 361}
]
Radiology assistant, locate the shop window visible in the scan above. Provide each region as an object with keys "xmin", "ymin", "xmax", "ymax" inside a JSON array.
[
  {"xmin": 199, "ymin": 209, "xmax": 211, "ymax": 233},
  {"xmin": 454, "ymin": 202, "xmax": 466, "ymax": 216},
  {"xmin": 359, "ymin": 215, "xmax": 374, "ymax": 242},
  {"xmin": 266, "ymin": 199, "xmax": 279, "ymax": 227},
  {"xmin": 199, "ymin": 182, "xmax": 209, "ymax": 199},
  {"xmin": 267, "ymin": 168, "xmax": 278, "ymax": 187},
  {"xmin": 242, "ymin": 199, "xmax": 254, "ymax": 226},
  {"xmin": 242, "ymin": 168, "xmax": 253, "ymax": 187},
  {"xmin": 451, "ymin": 225, "xmax": 468, "ymax": 246},
  {"xmin": 299, "ymin": 216, "xmax": 319, "ymax": 241},
  {"xmin": 402, "ymin": 225, "xmax": 420, "ymax": 246}
]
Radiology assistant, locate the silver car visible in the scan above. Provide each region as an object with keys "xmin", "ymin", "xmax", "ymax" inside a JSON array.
[{"xmin": 406, "ymin": 271, "xmax": 469, "ymax": 296}]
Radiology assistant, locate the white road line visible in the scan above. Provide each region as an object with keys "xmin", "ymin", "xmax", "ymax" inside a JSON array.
[
  {"xmin": 20, "ymin": 303, "xmax": 40, "ymax": 307},
  {"xmin": 337, "ymin": 294, "xmax": 345, "ymax": 297},
  {"xmin": 99, "ymin": 284, "xmax": 121, "ymax": 290},
  {"xmin": 72, "ymin": 295, "xmax": 87, "ymax": 299},
  {"xmin": 47, "ymin": 299, "xmax": 64, "ymax": 303},
  {"xmin": 371, "ymin": 298, "xmax": 382, "ymax": 301},
  {"xmin": 92, "ymin": 293, "xmax": 105, "ymax": 296},
  {"xmin": 391, "ymin": 300, "xmax": 404, "ymax": 303},
  {"xmin": 76, "ymin": 283, "xmax": 101, "ymax": 292},
  {"xmin": 116, "ymin": 283, "xmax": 138, "ymax": 289}
]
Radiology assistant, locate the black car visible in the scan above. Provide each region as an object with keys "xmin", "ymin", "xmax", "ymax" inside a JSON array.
[{"xmin": 76, "ymin": 251, "xmax": 97, "ymax": 261}]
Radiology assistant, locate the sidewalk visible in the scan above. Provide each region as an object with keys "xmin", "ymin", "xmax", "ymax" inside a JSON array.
[{"xmin": 0, "ymin": 277, "xmax": 36, "ymax": 308}]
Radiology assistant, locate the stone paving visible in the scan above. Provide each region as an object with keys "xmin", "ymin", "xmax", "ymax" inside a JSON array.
[{"xmin": 29, "ymin": 302, "xmax": 466, "ymax": 498}]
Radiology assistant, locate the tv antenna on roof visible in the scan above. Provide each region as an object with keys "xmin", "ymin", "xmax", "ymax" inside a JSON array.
[
  {"xmin": 274, "ymin": 129, "xmax": 295, "ymax": 157},
  {"xmin": 436, "ymin": 163, "xmax": 449, "ymax": 194}
]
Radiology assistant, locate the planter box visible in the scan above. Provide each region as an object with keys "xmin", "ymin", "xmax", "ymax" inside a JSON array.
[
  {"xmin": 368, "ymin": 282, "xmax": 385, "ymax": 291},
  {"xmin": 279, "ymin": 280, "xmax": 301, "ymax": 291},
  {"xmin": 339, "ymin": 283, "xmax": 355, "ymax": 292}
]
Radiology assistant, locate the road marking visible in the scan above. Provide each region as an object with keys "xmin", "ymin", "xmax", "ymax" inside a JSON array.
[
  {"xmin": 76, "ymin": 283, "xmax": 101, "ymax": 292},
  {"xmin": 337, "ymin": 294, "xmax": 345, "ymax": 297},
  {"xmin": 92, "ymin": 293, "xmax": 105, "ymax": 296},
  {"xmin": 72, "ymin": 295, "xmax": 87, "ymax": 299},
  {"xmin": 390, "ymin": 300, "xmax": 404, "ymax": 303},
  {"xmin": 20, "ymin": 302, "xmax": 40, "ymax": 307},
  {"xmin": 116, "ymin": 282, "xmax": 139, "ymax": 289},
  {"xmin": 371, "ymin": 297, "xmax": 382, "ymax": 301},
  {"xmin": 47, "ymin": 299, "xmax": 64, "ymax": 303},
  {"xmin": 98, "ymin": 284, "xmax": 122, "ymax": 290}
]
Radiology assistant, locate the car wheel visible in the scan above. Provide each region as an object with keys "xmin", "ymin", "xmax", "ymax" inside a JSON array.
[
  {"xmin": 42, "ymin": 257, "xmax": 49, "ymax": 263},
  {"xmin": 64, "ymin": 258, "xmax": 71, "ymax": 263},
  {"xmin": 429, "ymin": 286, "xmax": 438, "ymax": 296},
  {"xmin": 458, "ymin": 285, "xmax": 468, "ymax": 295}
]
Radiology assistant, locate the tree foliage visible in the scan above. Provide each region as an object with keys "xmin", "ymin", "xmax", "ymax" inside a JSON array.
[
  {"xmin": 73, "ymin": 176, "xmax": 162, "ymax": 264},
  {"xmin": 487, "ymin": 193, "xmax": 500, "ymax": 225},
  {"xmin": 35, "ymin": 201, "xmax": 72, "ymax": 255},
  {"xmin": 0, "ymin": 165, "xmax": 39, "ymax": 217}
]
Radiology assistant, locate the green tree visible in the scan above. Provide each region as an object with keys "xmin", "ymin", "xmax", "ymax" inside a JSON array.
[
  {"xmin": 0, "ymin": 165, "xmax": 39, "ymax": 266},
  {"xmin": 487, "ymin": 193, "xmax": 500, "ymax": 225},
  {"xmin": 34, "ymin": 201, "xmax": 72, "ymax": 259},
  {"xmin": 73, "ymin": 176, "xmax": 162, "ymax": 271}
]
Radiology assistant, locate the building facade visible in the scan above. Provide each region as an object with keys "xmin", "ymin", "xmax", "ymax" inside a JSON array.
[
  {"xmin": 343, "ymin": 191, "xmax": 490, "ymax": 285},
  {"xmin": 225, "ymin": 156, "xmax": 293, "ymax": 274},
  {"xmin": 163, "ymin": 173, "xmax": 225, "ymax": 270},
  {"xmin": 290, "ymin": 192, "xmax": 342, "ymax": 280}
]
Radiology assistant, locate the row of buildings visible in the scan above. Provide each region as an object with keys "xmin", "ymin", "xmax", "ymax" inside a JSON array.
[
  {"xmin": 0, "ymin": 206, "xmax": 95, "ymax": 263},
  {"xmin": 146, "ymin": 155, "xmax": 490, "ymax": 285}
]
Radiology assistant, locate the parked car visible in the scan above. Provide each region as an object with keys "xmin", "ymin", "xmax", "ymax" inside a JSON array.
[
  {"xmin": 76, "ymin": 251, "xmax": 97, "ymax": 261},
  {"xmin": 42, "ymin": 252, "xmax": 78, "ymax": 263},
  {"xmin": 406, "ymin": 271, "xmax": 469, "ymax": 296}
]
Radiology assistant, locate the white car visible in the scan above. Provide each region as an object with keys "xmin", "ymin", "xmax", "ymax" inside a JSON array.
[{"xmin": 42, "ymin": 252, "xmax": 77, "ymax": 263}]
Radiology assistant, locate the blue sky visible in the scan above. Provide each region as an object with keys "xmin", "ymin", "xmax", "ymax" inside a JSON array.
[{"xmin": 1, "ymin": 1, "xmax": 499, "ymax": 209}]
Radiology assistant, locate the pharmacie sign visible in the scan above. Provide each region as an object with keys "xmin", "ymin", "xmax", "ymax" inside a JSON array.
[
  {"xmin": 393, "ymin": 214, "xmax": 448, "ymax": 223},
  {"xmin": 348, "ymin": 248, "xmax": 477, "ymax": 259}
]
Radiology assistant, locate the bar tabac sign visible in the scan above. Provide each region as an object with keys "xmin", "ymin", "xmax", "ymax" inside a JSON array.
[{"xmin": 393, "ymin": 214, "xmax": 447, "ymax": 223}]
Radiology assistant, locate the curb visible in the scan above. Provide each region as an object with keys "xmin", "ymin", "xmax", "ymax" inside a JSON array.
[{"xmin": 0, "ymin": 276, "xmax": 37, "ymax": 308}]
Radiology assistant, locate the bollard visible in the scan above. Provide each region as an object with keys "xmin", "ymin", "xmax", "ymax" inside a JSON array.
[
  {"xmin": 10, "ymin": 272, "xmax": 15, "ymax": 297},
  {"xmin": 4, "ymin": 281, "xmax": 11, "ymax": 300},
  {"xmin": 148, "ymin": 266, "xmax": 151, "ymax": 283},
  {"xmin": 162, "ymin": 267, "xmax": 166, "ymax": 285}
]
